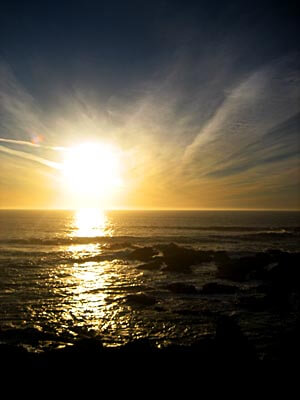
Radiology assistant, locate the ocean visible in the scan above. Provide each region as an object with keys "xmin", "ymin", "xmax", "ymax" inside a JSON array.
[{"xmin": 0, "ymin": 209, "xmax": 299, "ymax": 360}]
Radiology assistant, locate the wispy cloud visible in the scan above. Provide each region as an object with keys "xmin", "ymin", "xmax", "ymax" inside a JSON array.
[
  {"xmin": 0, "ymin": 138, "xmax": 40, "ymax": 147},
  {"xmin": 0, "ymin": 145, "xmax": 61, "ymax": 170},
  {"xmin": 176, "ymin": 56, "xmax": 299, "ymax": 196},
  {"xmin": 0, "ymin": 50, "xmax": 299, "ymax": 209}
]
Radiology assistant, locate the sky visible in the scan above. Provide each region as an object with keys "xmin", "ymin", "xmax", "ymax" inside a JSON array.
[{"xmin": 0, "ymin": 0, "xmax": 299, "ymax": 210}]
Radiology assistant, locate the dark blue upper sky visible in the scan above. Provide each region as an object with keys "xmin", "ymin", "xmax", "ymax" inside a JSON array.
[{"xmin": 1, "ymin": 0, "xmax": 299, "ymax": 102}]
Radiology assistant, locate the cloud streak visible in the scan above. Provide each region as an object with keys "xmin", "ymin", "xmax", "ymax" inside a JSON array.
[
  {"xmin": 179, "ymin": 56, "xmax": 300, "ymax": 184},
  {"xmin": 0, "ymin": 138, "xmax": 40, "ymax": 147},
  {"xmin": 0, "ymin": 145, "xmax": 61, "ymax": 170}
]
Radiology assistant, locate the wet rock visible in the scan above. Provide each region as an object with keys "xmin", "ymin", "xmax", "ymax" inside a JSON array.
[
  {"xmin": 165, "ymin": 282, "xmax": 198, "ymax": 294},
  {"xmin": 160, "ymin": 338, "xmax": 215, "ymax": 356},
  {"xmin": 266, "ymin": 248, "xmax": 286, "ymax": 258},
  {"xmin": 201, "ymin": 282, "xmax": 239, "ymax": 295},
  {"xmin": 156, "ymin": 242, "xmax": 184, "ymax": 257},
  {"xmin": 252, "ymin": 252, "xmax": 300, "ymax": 310},
  {"xmin": 155, "ymin": 243, "xmax": 213, "ymax": 273},
  {"xmin": 158, "ymin": 243, "xmax": 212, "ymax": 263},
  {"xmin": 136, "ymin": 258, "xmax": 164, "ymax": 271},
  {"xmin": 216, "ymin": 258, "xmax": 247, "ymax": 281},
  {"xmin": 237, "ymin": 294, "xmax": 271, "ymax": 311},
  {"xmin": 175, "ymin": 309, "xmax": 201, "ymax": 316},
  {"xmin": 213, "ymin": 251, "xmax": 231, "ymax": 265},
  {"xmin": 217, "ymin": 256, "xmax": 260, "ymax": 281},
  {"xmin": 127, "ymin": 247, "xmax": 158, "ymax": 262},
  {"xmin": 126, "ymin": 293, "xmax": 157, "ymax": 306},
  {"xmin": 276, "ymin": 317, "xmax": 300, "ymax": 362},
  {"xmin": 267, "ymin": 252, "xmax": 300, "ymax": 290},
  {"xmin": 0, "ymin": 327, "xmax": 57, "ymax": 345},
  {"xmin": 85, "ymin": 250, "xmax": 129, "ymax": 262},
  {"xmin": 215, "ymin": 315, "xmax": 257, "ymax": 361},
  {"xmin": 216, "ymin": 252, "xmax": 278, "ymax": 282},
  {"xmin": 0, "ymin": 343, "xmax": 28, "ymax": 356},
  {"xmin": 0, "ymin": 344, "xmax": 34, "ymax": 369},
  {"xmin": 69, "ymin": 338, "xmax": 104, "ymax": 353},
  {"xmin": 107, "ymin": 242, "xmax": 133, "ymax": 250},
  {"xmin": 154, "ymin": 306, "xmax": 165, "ymax": 312},
  {"xmin": 163, "ymin": 259, "xmax": 193, "ymax": 273},
  {"xmin": 120, "ymin": 339, "xmax": 157, "ymax": 353},
  {"xmin": 288, "ymin": 292, "xmax": 300, "ymax": 312}
]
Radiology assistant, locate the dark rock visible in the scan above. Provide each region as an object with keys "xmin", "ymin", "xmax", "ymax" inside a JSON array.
[
  {"xmin": 267, "ymin": 252, "xmax": 300, "ymax": 290},
  {"xmin": 165, "ymin": 282, "xmax": 198, "ymax": 294},
  {"xmin": 288, "ymin": 292, "xmax": 300, "ymax": 311},
  {"xmin": 216, "ymin": 254, "xmax": 269, "ymax": 282},
  {"xmin": 0, "ymin": 343, "xmax": 28, "ymax": 356},
  {"xmin": 278, "ymin": 317, "xmax": 300, "ymax": 361},
  {"xmin": 120, "ymin": 339, "xmax": 157, "ymax": 353},
  {"xmin": 176, "ymin": 309, "xmax": 201, "ymax": 316},
  {"xmin": 160, "ymin": 338, "xmax": 215, "ymax": 356},
  {"xmin": 154, "ymin": 306, "xmax": 165, "ymax": 312},
  {"xmin": 126, "ymin": 293, "xmax": 157, "ymax": 306},
  {"xmin": 215, "ymin": 315, "xmax": 257, "ymax": 361},
  {"xmin": 69, "ymin": 338, "xmax": 104, "ymax": 353},
  {"xmin": 155, "ymin": 243, "xmax": 213, "ymax": 273},
  {"xmin": 266, "ymin": 248, "xmax": 286, "ymax": 257},
  {"xmin": 127, "ymin": 247, "xmax": 158, "ymax": 262},
  {"xmin": 156, "ymin": 242, "xmax": 184, "ymax": 257},
  {"xmin": 216, "ymin": 258, "xmax": 248, "ymax": 281},
  {"xmin": 107, "ymin": 242, "xmax": 133, "ymax": 250},
  {"xmin": 201, "ymin": 282, "xmax": 239, "ymax": 295},
  {"xmin": 252, "ymin": 252, "xmax": 300, "ymax": 310},
  {"xmin": 216, "ymin": 251, "xmax": 283, "ymax": 282},
  {"xmin": 0, "ymin": 327, "xmax": 57, "ymax": 345},
  {"xmin": 159, "ymin": 243, "xmax": 212, "ymax": 262},
  {"xmin": 136, "ymin": 258, "xmax": 164, "ymax": 271},
  {"xmin": 213, "ymin": 251, "xmax": 231, "ymax": 265},
  {"xmin": 237, "ymin": 294, "xmax": 271, "ymax": 311},
  {"xmin": 163, "ymin": 259, "xmax": 193, "ymax": 273}
]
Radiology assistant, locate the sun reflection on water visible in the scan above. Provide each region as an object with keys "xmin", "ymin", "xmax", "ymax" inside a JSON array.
[
  {"xmin": 72, "ymin": 208, "xmax": 113, "ymax": 237},
  {"xmin": 62, "ymin": 261, "xmax": 122, "ymax": 332},
  {"xmin": 61, "ymin": 209, "xmax": 147, "ymax": 344}
]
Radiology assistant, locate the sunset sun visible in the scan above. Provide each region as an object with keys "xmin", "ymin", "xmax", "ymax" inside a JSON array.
[{"xmin": 61, "ymin": 142, "xmax": 122, "ymax": 202}]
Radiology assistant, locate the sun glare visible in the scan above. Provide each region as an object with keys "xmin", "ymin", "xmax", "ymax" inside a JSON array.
[
  {"xmin": 72, "ymin": 208, "xmax": 112, "ymax": 237},
  {"xmin": 62, "ymin": 142, "xmax": 122, "ymax": 203}
]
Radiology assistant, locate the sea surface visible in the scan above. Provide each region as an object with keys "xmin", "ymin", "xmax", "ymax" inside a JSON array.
[{"xmin": 0, "ymin": 209, "xmax": 299, "ymax": 358}]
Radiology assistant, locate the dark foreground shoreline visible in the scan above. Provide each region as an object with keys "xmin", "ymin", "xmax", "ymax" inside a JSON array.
[
  {"xmin": 1, "ymin": 244, "xmax": 300, "ymax": 367},
  {"xmin": 1, "ymin": 312, "xmax": 300, "ymax": 368}
]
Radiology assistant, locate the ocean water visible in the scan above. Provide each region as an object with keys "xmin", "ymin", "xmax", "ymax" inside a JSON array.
[{"xmin": 0, "ymin": 209, "xmax": 299, "ymax": 356}]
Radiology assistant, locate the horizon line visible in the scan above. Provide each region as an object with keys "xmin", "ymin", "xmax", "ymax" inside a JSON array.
[{"xmin": 0, "ymin": 207, "xmax": 300, "ymax": 212}]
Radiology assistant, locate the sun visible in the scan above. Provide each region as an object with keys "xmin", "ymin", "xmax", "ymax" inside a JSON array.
[{"xmin": 61, "ymin": 142, "xmax": 122, "ymax": 203}]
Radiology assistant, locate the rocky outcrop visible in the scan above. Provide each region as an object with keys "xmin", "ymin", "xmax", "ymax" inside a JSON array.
[
  {"xmin": 136, "ymin": 258, "xmax": 164, "ymax": 270},
  {"xmin": 127, "ymin": 246, "xmax": 159, "ymax": 261},
  {"xmin": 126, "ymin": 293, "xmax": 157, "ymax": 306},
  {"xmin": 201, "ymin": 282, "xmax": 239, "ymax": 295},
  {"xmin": 165, "ymin": 282, "xmax": 198, "ymax": 294}
]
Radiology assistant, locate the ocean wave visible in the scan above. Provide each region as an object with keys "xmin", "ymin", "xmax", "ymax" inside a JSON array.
[
  {"xmin": 0, "ymin": 236, "xmax": 135, "ymax": 246},
  {"xmin": 126, "ymin": 225, "xmax": 300, "ymax": 232},
  {"xmin": 0, "ymin": 226, "xmax": 298, "ymax": 246},
  {"xmin": 209, "ymin": 231, "xmax": 299, "ymax": 241}
]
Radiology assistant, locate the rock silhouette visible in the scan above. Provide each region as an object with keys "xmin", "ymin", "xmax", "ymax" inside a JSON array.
[
  {"xmin": 126, "ymin": 293, "xmax": 158, "ymax": 306},
  {"xmin": 165, "ymin": 282, "xmax": 198, "ymax": 294}
]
